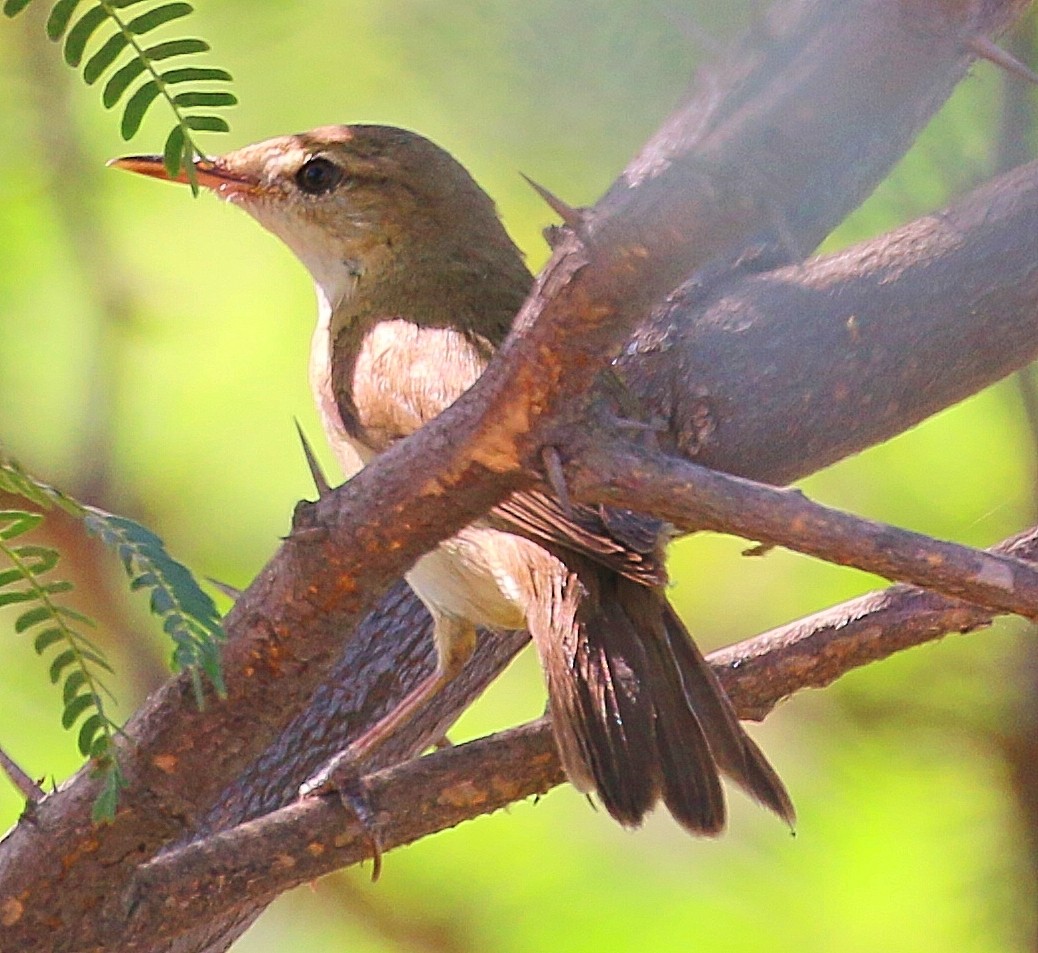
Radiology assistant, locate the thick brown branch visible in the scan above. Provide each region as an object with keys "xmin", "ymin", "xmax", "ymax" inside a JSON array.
[{"xmin": 619, "ymin": 158, "xmax": 1038, "ymax": 484}]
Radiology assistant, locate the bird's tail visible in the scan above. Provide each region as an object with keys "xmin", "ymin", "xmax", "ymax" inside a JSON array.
[{"xmin": 527, "ymin": 560, "xmax": 794, "ymax": 834}]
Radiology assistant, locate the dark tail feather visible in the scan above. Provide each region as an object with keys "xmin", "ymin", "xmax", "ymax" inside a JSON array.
[
  {"xmin": 656, "ymin": 597, "xmax": 796, "ymax": 828},
  {"xmin": 528, "ymin": 562, "xmax": 793, "ymax": 834}
]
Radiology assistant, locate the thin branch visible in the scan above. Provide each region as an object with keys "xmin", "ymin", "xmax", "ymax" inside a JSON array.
[{"xmin": 573, "ymin": 443, "xmax": 1038, "ymax": 621}]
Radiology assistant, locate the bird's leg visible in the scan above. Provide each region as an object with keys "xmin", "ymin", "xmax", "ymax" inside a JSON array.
[{"xmin": 300, "ymin": 616, "xmax": 477, "ymax": 879}]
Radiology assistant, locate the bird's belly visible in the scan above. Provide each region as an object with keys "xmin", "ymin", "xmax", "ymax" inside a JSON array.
[{"xmin": 406, "ymin": 524, "xmax": 543, "ymax": 631}]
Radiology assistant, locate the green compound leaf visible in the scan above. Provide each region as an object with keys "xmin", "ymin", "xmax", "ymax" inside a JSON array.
[
  {"xmin": 1, "ymin": 449, "xmax": 227, "ymax": 819},
  {"xmin": 7, "ymin": 2, "xmax": 234, "ymax": 190}
]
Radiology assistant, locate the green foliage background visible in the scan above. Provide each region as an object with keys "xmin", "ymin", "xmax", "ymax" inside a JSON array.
[{"xmin": 1, "ymin": 1, "xmax": 1036, "ymax": 950}]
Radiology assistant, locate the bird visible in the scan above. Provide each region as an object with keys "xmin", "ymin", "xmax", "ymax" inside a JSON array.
[{"xmin": 112, "ymin": 125, "xmax": 794, "ymax": 835}]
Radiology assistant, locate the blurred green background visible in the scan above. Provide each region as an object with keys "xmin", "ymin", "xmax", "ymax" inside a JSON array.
[{"xmin": 2, "ymin": 2, "xmax": 1037, "ymax": 951}]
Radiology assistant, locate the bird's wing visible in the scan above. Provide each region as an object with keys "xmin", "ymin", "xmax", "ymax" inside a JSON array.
[
  {"xmin": 336, "ymin": 315, "xmax": 667, "ymax": 585},
  {"xmin": 491, "ymin": 491, "xmax": 667, "ymax": 586}
]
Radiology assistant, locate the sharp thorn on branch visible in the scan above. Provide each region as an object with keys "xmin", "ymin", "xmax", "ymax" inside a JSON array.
[
  {"xmin": 206, "ymin": 577, "xmax": 243, "ymax": 601},
  {"xmin": 967, "ymin": 33, "xmax": 1038, "ymax": 86},
  {"xmin": 0, "ymin": 744, "xmax": 44, "ymax": 803},
  {"xmin": 519, "ymin": 172, "xmax": 586, "ymax": 232},
  {"xmin": 294, "ymin": 418, "xmax": 332, "ymax": 498},
  {"xmin": 541, "ymin": 445, "xmax": 575, "ymax": 518}
]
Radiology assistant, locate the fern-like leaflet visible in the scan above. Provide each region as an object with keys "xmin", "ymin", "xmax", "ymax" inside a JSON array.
[
  {"xmin": 2, "ymin": 0, "xmax": 236, "ymax": 189},
  {"xmin": 0, "ymin": 452, "xmax": 226, "ymax": 819}
]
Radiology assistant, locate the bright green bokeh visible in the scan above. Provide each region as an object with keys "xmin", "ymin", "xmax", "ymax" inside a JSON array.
[{"xmin": 1, "ymin": 3, "xmax": 1035, "ymax": 951}]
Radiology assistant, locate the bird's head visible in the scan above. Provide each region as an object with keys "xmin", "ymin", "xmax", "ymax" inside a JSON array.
[{"xmin": 112, "ymin": 124, "xmax": 528, "ymax": 318}]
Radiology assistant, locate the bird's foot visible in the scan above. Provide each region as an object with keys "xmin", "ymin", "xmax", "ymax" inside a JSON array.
[{"xmin": 301, "ymin": 753, "xmax": 384, "ymax": 882}]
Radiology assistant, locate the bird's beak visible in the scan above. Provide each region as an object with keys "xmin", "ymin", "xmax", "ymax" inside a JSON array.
[{"xmin": 107, "ymin": 154, "xmax": 260, "ymax": 198}]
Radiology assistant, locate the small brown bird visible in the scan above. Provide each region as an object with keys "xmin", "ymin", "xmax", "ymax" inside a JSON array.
[{"xmin": 113, "ymin": 125, "xmax": 793, "ymax": 834}]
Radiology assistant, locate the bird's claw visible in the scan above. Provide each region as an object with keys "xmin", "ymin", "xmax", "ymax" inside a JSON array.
[{"xmin": 301, "ymin": 753, "xmax": 384, "ymax": 882}]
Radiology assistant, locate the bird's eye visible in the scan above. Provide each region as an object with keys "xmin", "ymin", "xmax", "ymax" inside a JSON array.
[{"xmin": 295, "ymin": 157, "xmax": 344, "ymax": 195}]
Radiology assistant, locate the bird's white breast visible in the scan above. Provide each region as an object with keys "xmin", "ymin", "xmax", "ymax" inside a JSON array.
[{"xmin": 307, "ymin": 284, "xmax": 541, "ymax": 633}]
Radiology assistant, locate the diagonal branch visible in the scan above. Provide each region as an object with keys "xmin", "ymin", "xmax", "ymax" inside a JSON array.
[{"xmin": 126, "ymin": 523, "xmax": 1038, "ymax": 938}]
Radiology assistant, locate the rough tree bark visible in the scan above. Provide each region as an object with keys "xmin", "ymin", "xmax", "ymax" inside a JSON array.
[{"xmin": 2, "ymin": 0, "xmax": 1037, "ymax": 950}]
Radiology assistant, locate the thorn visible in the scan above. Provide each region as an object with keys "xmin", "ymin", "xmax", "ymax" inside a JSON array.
[
  {"xmin": 519, "ymin": 172, "xmax": 585, "ymax": 231},
  {"xmin": 540, "ymin": 446, "xmax": 574, "ymax": 519},
  {"xmin": 742, "ymin": 541, "xmax": 775, "ymax": 558},
  {"xmin": 295, "ymin": 418, "xmax": 332, "ymax": 498},
  {"xmin": 0, "ymin": 745, "xmax": 44, "ymax": 803},
  {"xmin": 206, "ymin": 577, "xmax": 243, "ymax": 601},
  {"xmin": 284, "ymin": 524, "xmax": 330, "ymax": 545},
  {"xmin": 967, "ymin": 34, "xmax": 1038, "ymax": 86}
]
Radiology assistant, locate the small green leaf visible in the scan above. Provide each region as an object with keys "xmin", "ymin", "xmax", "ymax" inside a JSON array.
[
  {"xmin": 172, "ymin": 90, "xmax": 237, "ymax": 109},
  {"xmin": 0, "ymin": 510, "xmax": 42, "ymax": 539},
  {"xmin": 12, "ymin": 544, "xmax": 59, "ymax": 573},
  {"xmin": 0, "ymin": 589, "xmax": 35, "ymax": 608},
  {"xmin": 56, "ymin": 604, "xmax": 93, "ymax": 625},
  {"xmin": 64, "ymin": 3, "xmax": 109, "ymax": 66},
  {"xmin": 129, "ymin": 571, "xmax": 158, "ymax": 591},
  {"xmin": 184, "ymin": 114, "xmax": 229, "ymax": 133},
  {"xmin": 41, "ymin": 580, "xmax": 75, "ymax": 595},
  {"xmin": 125, "ymin": 2, "xmax": 191, "ymax": 35},
  {"xmin": 49, "ymin": 648, "xmax": 78, "ymax": 684},
  {"xmin": 63, "ymin": 670, "xmax": 88, "ymax": 704},
  {"xmin": 83, "ymin": 30, "xmax": 129, "ymax": 84},
  {"xmin": 15, "ymin": 605, "xmax": 52, "ymax": 634},
  {"xmin": 77, "ymin": 713, "xmax": 104, "ymax": 755},
  {"xmin": 91, "ymin": 765, "xmax": 124, "ymax": 823},
  {"xmin": 33, "ymin": 628, "xmax": 66, "ymax": 654},
  {"xmin": 121, "ymin": 79, "xmax": 161, "ymax": 138},
  {"xmin": 76, "ymin": 648, "xmax": 115, "ymax": 673},
  {"xmin": 61, "ymin": 692, "xmax": 95, "ymax": 729},
  {"xmin": 150, "ymin": 587, "xmax": 174, "ymax": 615},
  {"xmin": 143, "ymin": 36, "xmax": 209, "ymax": 60},
  {"xmin": 2, "ymin": 0, "xmax": 34, "ymax": 16},
  {"xmin": 160, "ymin": 65, "xmax": 231, "ymax": 85},
  {"xmin": 46, "ymin": 0, "xmax": 81, "ymax": 39},
  {"xmin": 0, "ymin": 567, "xmax": 24, "ymax": 588},
  {"xmin": 103, "ymin": 57, "xmax": 146, "ymax": 107},
  {"xmin": 162, "ymin": 124, "xmax": 185, "ymax": 177}
]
